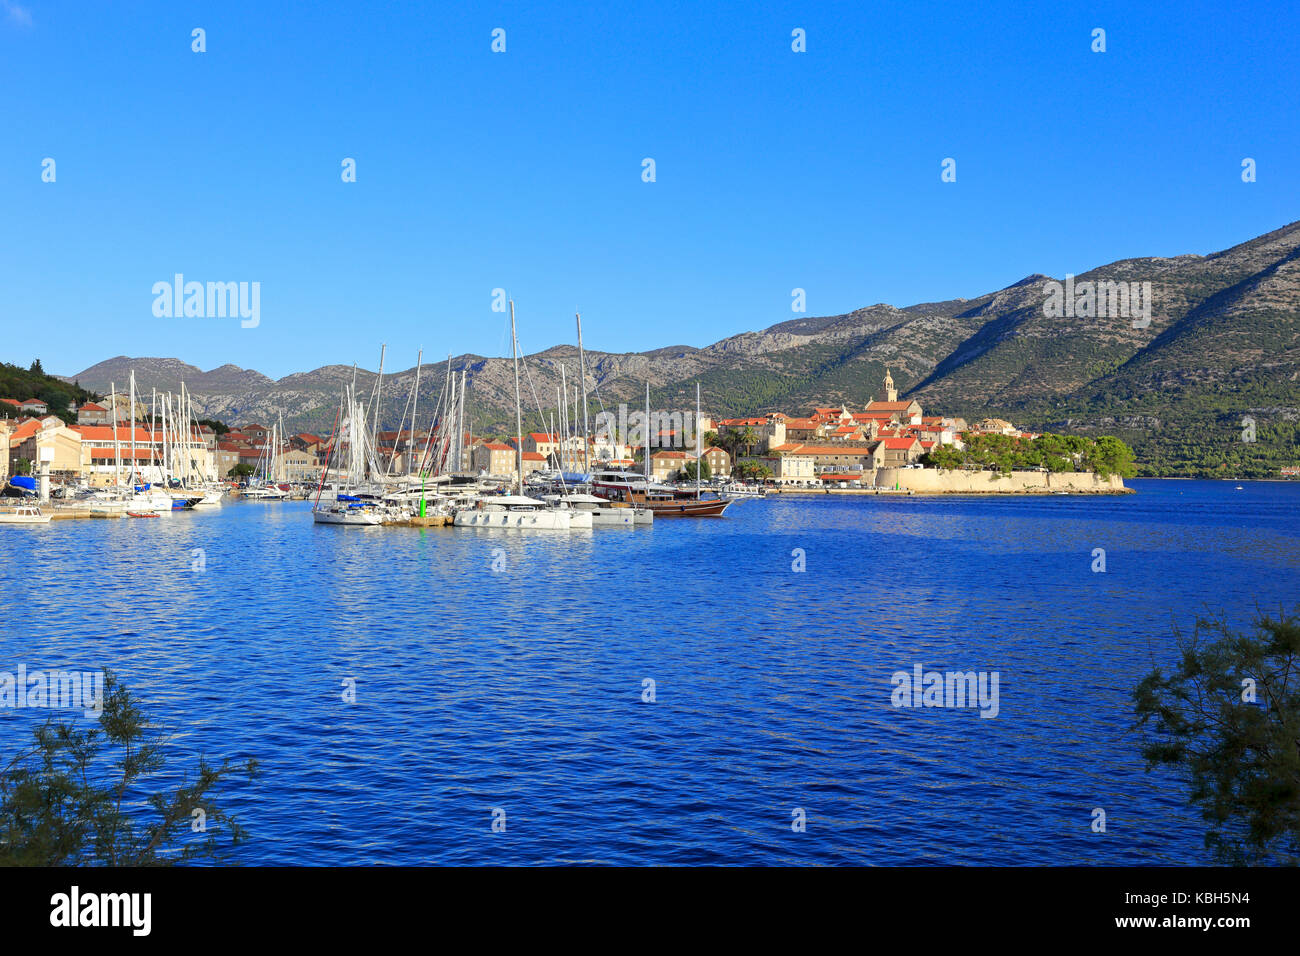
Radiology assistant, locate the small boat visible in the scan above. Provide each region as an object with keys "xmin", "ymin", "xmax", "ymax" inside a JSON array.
[
  {"xmin": 126, "ymin": 511, "xmax": 159, "ymax": 518},
  {"xmin": 312, "ymin": 494, "xmax": 386, "ymax": 525},
  {"xmin": 0, "ymin": 505, "xmax": 52, "ymax": 524}
]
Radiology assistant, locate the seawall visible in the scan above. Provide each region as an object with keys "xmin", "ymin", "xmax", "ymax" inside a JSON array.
[{"xmin": 873, "ymin": 468, "xmax": 1128, "ymax": 494}]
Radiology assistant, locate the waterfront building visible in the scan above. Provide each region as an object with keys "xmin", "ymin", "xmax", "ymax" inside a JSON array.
[
  {"xmin": 472, "ymin": 442, "xmax": 517, "ymax": 477},
  {"xmin": 650, "ymin": 450, "xmax": 689, "ymax": 481},
  {"xmin": 521, "ymin": 451, "xmax": 547, "ymax": 476}
]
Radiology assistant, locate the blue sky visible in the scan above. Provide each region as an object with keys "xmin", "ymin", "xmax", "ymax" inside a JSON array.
[{"xmin": 2, "ymin": 0, "xmax": 1296, "ymax": 378}]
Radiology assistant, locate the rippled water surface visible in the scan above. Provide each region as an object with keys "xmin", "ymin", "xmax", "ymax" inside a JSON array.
[{"xmin": 3, "ymin": 479, "xmax": 1298, "ymax": 864}]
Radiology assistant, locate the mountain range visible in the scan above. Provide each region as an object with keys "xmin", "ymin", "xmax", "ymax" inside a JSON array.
[{"xmin": 59, "ymin": 220, "xmax": 1300, "ymax": 476}]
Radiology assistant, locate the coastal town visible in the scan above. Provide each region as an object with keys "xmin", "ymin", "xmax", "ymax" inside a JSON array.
[{"xmin": 2, "ymin": 369, "xmax": 1054, "ymax": 496}]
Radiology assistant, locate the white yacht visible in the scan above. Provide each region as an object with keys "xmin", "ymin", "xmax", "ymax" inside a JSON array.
[
  {"xmin": 453, "ymin": 495, "xmax": 573, "ymax": 530},
  {"xmin": 543, "ymin": 493, "xmax": 643, "ymax": 527},
  {"xmin": 312, "ymin": 497, "xmax": 385, "ymax": 525}
]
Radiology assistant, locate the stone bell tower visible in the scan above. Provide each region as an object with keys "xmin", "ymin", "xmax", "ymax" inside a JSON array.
[{"xmin": 878, "ymin": 368, "xmax": 898, "ymax": 403}]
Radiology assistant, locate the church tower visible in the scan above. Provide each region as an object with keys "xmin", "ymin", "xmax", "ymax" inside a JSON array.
[{"xmin": 878, "ymin": 368, "xmax": 898, "ymax": 403}]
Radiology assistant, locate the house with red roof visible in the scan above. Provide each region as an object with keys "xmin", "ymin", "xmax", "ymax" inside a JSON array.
[
  {"xmin": 472, "ymin": 442, "xmax": 517, "ymax": 476},
  {"xmin": 520, "ymin": 450, "xmax": 547, "ymax": 476},
  {"xmin": 879, "ymin": 435, "xmax": 922, "ymax": 467},
  {"xmin": 76, "ymin": 402, "xmax": 110, "ymax": 425},
  {"xmin": 766, "ymin": 442, "xmax": 885, "ymax": 474},
  {"xmin": 650, "ymin": 449, "xmax": 690, "ymax": 481}
]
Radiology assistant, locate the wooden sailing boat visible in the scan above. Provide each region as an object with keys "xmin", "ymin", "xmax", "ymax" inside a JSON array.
[{"xmin": 590, "ymin": 381, "xmax": 731, "ymax": 516}]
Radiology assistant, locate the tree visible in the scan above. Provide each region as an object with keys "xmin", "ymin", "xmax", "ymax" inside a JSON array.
[
  {"xmin": 228, "ymin": 463, "xmax": 255, "ymax": 478},
  {"xmin": 1133, "ymin": 610, "xmax": 1300, "ymax": 865},
  {"xmin": 736, "ymin": 427, "xmax": 759, "ymax": 459},
  {"xmin": 28, "ymin": 359, "xmax": 44, "ymax": 377},
  {"xmin": 681, "ymin": 458, "xmax": 711, "ymax": 481},
  {"xmin": 0, "ymin": 671, "xmax": 258, "ymax": 865},
  {"xmin": 1087, "ymin": 435, "xmax": 1138, "ymax": 479}
]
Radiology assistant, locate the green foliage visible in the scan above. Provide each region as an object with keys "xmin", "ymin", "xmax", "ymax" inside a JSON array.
[
  {"xmin": 0, "ymin": 671, "xmax": 258, "ymax": 866},
  {"xmin": 919, "ymin": 432, "xmax": 1136, "ymax": 477},
  {"xmin": 0, "ymin": 360, "xmax": 101, "ymax": 425},
  {"xmin": 735, "ymin": 461, "xmax": 772, "ymax": 479},
  {"xmin": 198, "ymin": 418, "xmax": 230, "ymax": 435},
  {"xmin": 681, "ymin": 458, "xmax": 711, "ymax": 480},
  {"xmin": 228, "ymin": 463, "xmax": 255, "ymax": 478},
  {"xmin": 1017, "ymin": 379, "xmax": 1300, "ymax": 478},
  {"xmin": 1133, "ymin": 611, "xmax": 1300, "ymax": 865}
]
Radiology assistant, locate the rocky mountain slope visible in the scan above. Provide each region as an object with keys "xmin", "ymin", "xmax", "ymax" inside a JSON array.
[{"xmin": 61, "ymin": 221, "xmax": 1300, "ymax": 476}]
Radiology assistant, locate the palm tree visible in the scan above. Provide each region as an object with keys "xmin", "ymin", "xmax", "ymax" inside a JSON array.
[{"xmin": 736, "ymin": 426, "xmax": 759, "ymax": 461}]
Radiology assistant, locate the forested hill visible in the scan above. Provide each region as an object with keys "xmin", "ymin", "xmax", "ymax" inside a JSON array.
[{"xmin": 0, "ymin": 360, "xmax": 101, "ymax": 424}]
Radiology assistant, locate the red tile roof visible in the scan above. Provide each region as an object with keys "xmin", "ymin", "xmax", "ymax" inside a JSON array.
[{"xmin": 8, "ymin": 420, "xmax": 42, "ymax": 442}]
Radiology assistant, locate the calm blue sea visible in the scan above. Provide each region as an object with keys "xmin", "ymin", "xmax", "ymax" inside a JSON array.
[{"xmin": 2, "ymin": 479, "xmax": 1297, "ymax": 865}]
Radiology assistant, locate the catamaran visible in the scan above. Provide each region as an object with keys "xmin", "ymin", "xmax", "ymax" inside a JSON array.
[{"xmin": 541, "ymin": 492, "xmax": 639, "ymax": 527}]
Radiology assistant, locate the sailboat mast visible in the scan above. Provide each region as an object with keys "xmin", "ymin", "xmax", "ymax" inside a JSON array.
[
  {"xmin": 458, "ymin": 368, "xmax": 466, "ymax": 473},
  {"xmin": 576, "ymin": 313, "xmax": 589, "ymax": 472},
  {"xmin": 696, "ymin": 381, "xmax": 702, "ymax": 498},
  {"xmin": 111, "ymin": 382, "xmax": 121, "ymax": 489},
  {"xmin": 372, "ymin": 344, "xmax": 386, "ymax": 447},
  {"xmin": 149, "ymin": 387, "xmax": 157, "ymax": 484},
  {"xmin": 644, "ymin": 381, "xmax": 650, "ymax": 481},
  {"xmin": 129, "ymin": 371, "xmax": 137, "ymax": 488},
  {"xmin": 509, "ymin": 300, "xmax": 523, "ymax": 492},
  {"xmin": 410, "ymin": 348, "xmax": 423, "ymax": 476},
  {"xmin": 559, "ymin": 365, "xmax": 568, "ymax": 474}
]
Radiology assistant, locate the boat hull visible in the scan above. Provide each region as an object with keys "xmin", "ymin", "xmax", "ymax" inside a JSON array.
[
  {"xmin": 312, "ymin": 507, "xmax": 383, "ymax": 525},
  {"xmin": 643, "ymin": 497, "xmax": 732, "ymax": 516},
  {"xmin": 453, "ymin": 510, "xmax": 573, "ymax": 530}
]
